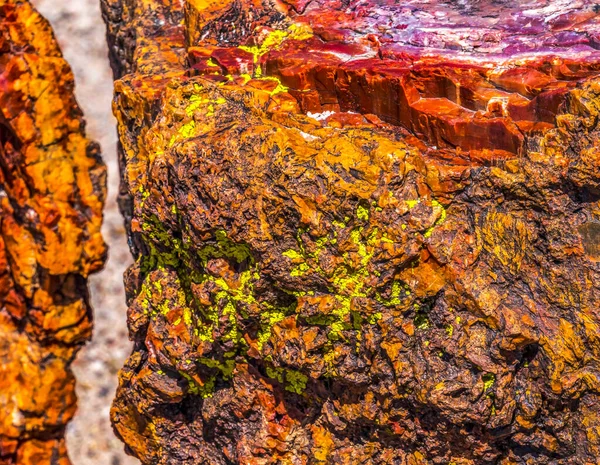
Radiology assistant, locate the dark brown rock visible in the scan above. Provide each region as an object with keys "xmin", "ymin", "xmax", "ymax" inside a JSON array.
[{"xmin": 103, "ymin": 0, "xmax": 600, "ymax": 463}]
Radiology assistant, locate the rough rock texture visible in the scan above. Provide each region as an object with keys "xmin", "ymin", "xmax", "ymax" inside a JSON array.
[
  {"xmin": 104, "ymin": 0, "xmax": 600, "ymax": 463},
  {"xmin": 0, "ymin": 1, "xmax": 106, "ymax": 463},
  {"xmin": 29, "ymin": 0, "xmax": 137, "ymax": 462}
]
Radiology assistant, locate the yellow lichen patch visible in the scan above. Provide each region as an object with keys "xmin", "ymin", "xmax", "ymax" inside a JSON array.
[
  {"xmin": 185, "ymin": 94, "xmax": 204, "ymax": 117},
  {"xmin": 482, "ymin": 373, "xmax": 495, "ymax": 391},
  {"xmin": 165, "ymin": 86, "xmax": 232, "ymax": 149},
  {"xmin": 423, "ymin": 199, "xmax": 447, "ymax": 238},
  {"xmin": 239, "ymin": 23, "xmax": 313, "ymax": 62},
  {"xmin": 238, "ymin": 23, "xmax": 313, "ymax": 77},
  {"xmin": 357, "ymin": 204, "xmax": 370, "ymax": 221},
  {"xmin": 406, "ymin": 199, "xmax": 420, "ymax": 209}
]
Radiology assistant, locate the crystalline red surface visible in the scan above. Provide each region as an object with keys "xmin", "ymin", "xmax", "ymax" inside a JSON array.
[{"xmin": 188, "ymin": 0, "xmax": 600, "ymax": 159}]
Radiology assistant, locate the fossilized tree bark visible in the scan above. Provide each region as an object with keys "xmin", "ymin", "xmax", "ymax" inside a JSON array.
[
  {"xmin": 0, "ymin": 1, "xmax": 106, "ymax": 463},
  {"xmin": 104, "ymin": 0, "xmax": 600, "ymax": 463}
]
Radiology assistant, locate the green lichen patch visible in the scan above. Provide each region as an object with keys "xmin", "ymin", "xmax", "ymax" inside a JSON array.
[
  {"xmin": 266, "ymin": 365, "xmax": 309, "ymax": 394},
  {"xmin": 137, "ymin": 215, "xmax": 304, "ymax": 397},
  {"xmin": 280, "ymin": 219, "xmax": 410, "ymax": 345},
  {"xmin": 483, "ymin": 373, "xmax": 496, "ymax": 391}
]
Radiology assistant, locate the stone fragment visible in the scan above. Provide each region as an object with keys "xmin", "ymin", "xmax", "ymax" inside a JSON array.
[
  {"xmin": 103, "ymin": 0, "xmax": 600, "ymax": 463},
  {"xmin": 0, "ymin": 1, "xmax": 106, "ymax": 463}
]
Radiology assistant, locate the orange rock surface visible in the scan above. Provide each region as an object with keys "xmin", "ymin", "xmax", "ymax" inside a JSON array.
[
  {"xmin": 0, "ymin": 1, "xmax": 106, "ymax": 463},
  {"xmin": 103, "ymin": 0, "xmax": 600, "ymax": 463}
]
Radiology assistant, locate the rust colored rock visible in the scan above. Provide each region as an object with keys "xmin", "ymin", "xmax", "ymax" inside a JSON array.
[
  {"xmin": 0, "ymin": 1, "xmax": 106, "ymax": 463},
  {"xmin": 104, "ymin": 0, "xmax": 600, "ymax": 463}
]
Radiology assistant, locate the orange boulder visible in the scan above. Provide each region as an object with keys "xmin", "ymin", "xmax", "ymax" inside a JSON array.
[{"xmin": 0, "ymin": 1, "xmax": 106, "ymax": 463}]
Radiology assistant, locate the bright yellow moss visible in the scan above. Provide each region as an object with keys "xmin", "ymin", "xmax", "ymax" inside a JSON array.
[
  {"xmin": 423, "ymin": 199, "xmax": 448, "ymax": 238},
  {"xmin": 406, "ymin": 199, "xmax": 420, "ymax": 209},
  {"xmin": 483, "ymin": 373, "xmax": 496, "ymax": 391},
  {"xmin": 283, "ymin": 249, "xmax": 304, "ymax": 260},
  {"xmin": 291, "ymin": 262, "xmax": 310, "ymax": 276},
  {"xmin": 357, "ymin": 204, "xmax": 369, "ymax": 221},
  {"xmin": 239, "ymin": 23, "xmax": 313, "ymax": 76}
]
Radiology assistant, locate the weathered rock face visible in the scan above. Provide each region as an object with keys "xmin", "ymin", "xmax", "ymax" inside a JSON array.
[
  {"xmin": 0, "ymin": 1, "xmax": 106, "ymax": 463},
  {"xmin": 104, "ymin": 0, "xmax": 600, "ymax": 463}
]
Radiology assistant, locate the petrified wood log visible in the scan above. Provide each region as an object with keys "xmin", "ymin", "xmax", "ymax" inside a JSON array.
[
  {"xmin": 0, "ymin": 1, "xmax": 106, "ymax": 463},
  {"xmin": 103, "ymin": 0, "xmax": 600, "ymax": 463}
]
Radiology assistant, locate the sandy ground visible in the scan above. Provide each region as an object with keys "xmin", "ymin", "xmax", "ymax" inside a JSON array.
[{"xmin": 30, "ymin": 1, "xmax": 137, "ymax": 464}]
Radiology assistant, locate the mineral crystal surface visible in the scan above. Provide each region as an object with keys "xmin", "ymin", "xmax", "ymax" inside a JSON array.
[
  {"xmin": 103, "ymin": 0, "xmax": 600, "ymax": 463},
  {"xmin": 0, "ymin": 1, "xmax": 106, "ymax": 463}
]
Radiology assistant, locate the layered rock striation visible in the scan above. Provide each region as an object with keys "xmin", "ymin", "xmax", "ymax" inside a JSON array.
[
  {"xmin": 0, "ymin": 1, "xmax": 106, "ymax": 463},
  {"xmin": 103, "ymin": 0, "xmax": 600, "ymax": 463}
]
